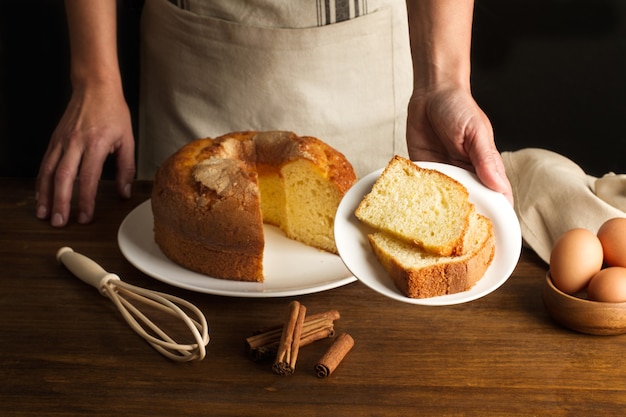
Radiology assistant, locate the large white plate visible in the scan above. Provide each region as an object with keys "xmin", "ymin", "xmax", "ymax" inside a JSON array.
[
  {"xmin": 334, "ymin": 161, "xmax": 521, "ymax": 306},
  {"xmin": 118, "ymin": 200, "xmax": 355, "ymax": 297}
]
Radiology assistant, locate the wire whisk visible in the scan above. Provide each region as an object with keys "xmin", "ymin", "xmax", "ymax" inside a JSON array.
[{"xmin": 57, "ymin": 247, "xmax": 209, "ymax": 362}]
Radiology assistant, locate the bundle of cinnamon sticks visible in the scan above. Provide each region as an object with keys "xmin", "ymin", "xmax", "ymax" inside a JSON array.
[{"xmin": 245, "ymin": 301, "xmax": 354, "ymax": 378}]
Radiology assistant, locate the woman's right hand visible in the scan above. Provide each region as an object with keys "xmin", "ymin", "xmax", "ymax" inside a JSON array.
[
  {"xmin": 35, "ymin": 81, "xmax": 135, "ymax": 227},
  {"xmin": 36, "ymin": 0, "xmax": 135, "ymax": 227}
]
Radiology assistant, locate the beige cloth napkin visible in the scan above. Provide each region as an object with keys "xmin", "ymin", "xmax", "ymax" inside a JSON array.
[{"xmin": 502, "ymin": 148, "xmax": 626, "ymax": 264}]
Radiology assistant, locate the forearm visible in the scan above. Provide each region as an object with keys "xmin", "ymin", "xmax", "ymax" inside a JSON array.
[
  {"xmin": 64, "ymin": 0, "xmax": 120, "ymax": 89},
  {"xmin": 406, "ymin": 0, "xmax": 474, "ymax": 91}
]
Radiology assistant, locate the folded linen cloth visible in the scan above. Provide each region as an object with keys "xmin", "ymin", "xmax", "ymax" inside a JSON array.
[{"xmin": 502, "ymin": 148, "xmax": 626, "ymax": 264}]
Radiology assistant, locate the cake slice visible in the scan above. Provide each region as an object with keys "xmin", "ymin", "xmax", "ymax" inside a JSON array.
[
  {"xmin": 367, "ymin": 208, "xmax": 495, "ymax": 298},
  {"xmin": 355, "ymin": 156, "xmax": 472, "ymax": 256}
]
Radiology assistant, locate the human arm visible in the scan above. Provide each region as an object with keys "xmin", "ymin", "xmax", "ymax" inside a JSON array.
[
  {"xmin": 405, "ymin": 0, "xmax": 513, "ymax": 204},
  {"xmin": 36, "ymin": 0, "xmax": 135, "ymax": 227}
]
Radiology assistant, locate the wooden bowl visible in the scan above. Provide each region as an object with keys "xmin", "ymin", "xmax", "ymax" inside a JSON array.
[{"xmin": 542, "ymin": 272, "xmax": 626, "ymax": 335}]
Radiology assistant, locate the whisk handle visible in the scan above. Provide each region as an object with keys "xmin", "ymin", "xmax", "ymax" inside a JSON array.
[{"xmin": 57, "ymin": 247, "xmax": 119, "ymax": 291}]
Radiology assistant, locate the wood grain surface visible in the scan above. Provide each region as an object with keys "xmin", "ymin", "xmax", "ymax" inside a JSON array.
[{"xmin": 1, "ymin": 178, "xmax": 624, "ymax": 416}]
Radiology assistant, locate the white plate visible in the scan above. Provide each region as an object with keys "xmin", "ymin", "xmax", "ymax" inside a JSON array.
[
  {"xmin": 334, "ymin": 161, "xmax": 521, "ymax": 306},
  {"xmin": 118, "ymin": 200, "xmax": 355, "ymax": 297}
]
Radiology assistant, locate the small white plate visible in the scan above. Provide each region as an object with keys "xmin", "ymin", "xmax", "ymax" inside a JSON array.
[
  {"xmin": 118, "ymin": 200, "xmax": 355, "ymax": 297},
  {"xmin": 334, "ymin": 161, "xmax": 521, "ymax": 306}
]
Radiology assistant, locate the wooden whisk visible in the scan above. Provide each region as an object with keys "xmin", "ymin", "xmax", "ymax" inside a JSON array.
[{"xmin": 56, "ymin": 247, "xmax": 209, "ymax": 362}]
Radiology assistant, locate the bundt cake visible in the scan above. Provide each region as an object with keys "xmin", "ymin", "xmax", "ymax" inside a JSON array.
[{"xmin": 151, "ymin": 131, "xmax": 357, "ymax": 282}]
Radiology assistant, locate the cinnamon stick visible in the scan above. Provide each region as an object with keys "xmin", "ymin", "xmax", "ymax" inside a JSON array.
[
  {"xmin": 300, "ymin": 326, "xmax": 335, "ymax": 346},
  {"xmin": 248, "ymin": 310, "xmax": 340, "ymax": 340},
  {"xmin": 272, "ymin": 301, "xmax": 306, "ymax": 375},
  {"xmin": 315, "ymin": 333, "xmax": 354, "ymax": 378},
  {"xmin": 248, "ymin": 324, "xmax": 336, "ymax": 362},
  {"xmin": 245, "ymin": 309, "xmax": 340, "ymax": 361}
]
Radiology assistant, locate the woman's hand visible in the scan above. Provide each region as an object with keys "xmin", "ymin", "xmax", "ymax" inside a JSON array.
[
  {"xmin": 36, "ymin": 0, "xmax": 135, "ymax": 227},
  {"xmin": 407, "ymin": 86, "xmax": 513, "ymax": 205},
  {"xmin": 406, "ymin": 0, "xmax": 513, "ymax": 205},
  {"xmin": 35, "ymin": 82, "xmax": 135, "ymax": 227}
]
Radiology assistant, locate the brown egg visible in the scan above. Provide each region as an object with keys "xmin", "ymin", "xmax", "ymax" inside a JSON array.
[
  {"xmin": 549, "ymin": 228, "xmax": 603, "ymax": 294},
  {"xmin": 597, "ymin": 217, "xmax": 626, "ymax": 267},
  {"xmin": 587, "ymin": 267, "xmax": 626, "ymax": 303}
]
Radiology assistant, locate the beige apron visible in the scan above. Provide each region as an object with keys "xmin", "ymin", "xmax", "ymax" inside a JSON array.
[{"xmin": 138, "ymin": 0, "xmax": 412, "ymax": 179}]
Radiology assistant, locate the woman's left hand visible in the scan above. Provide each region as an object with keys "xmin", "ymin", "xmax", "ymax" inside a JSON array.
[{"xmin": 406, "ymin": 85, "xmax": 514, "ymax": 205}]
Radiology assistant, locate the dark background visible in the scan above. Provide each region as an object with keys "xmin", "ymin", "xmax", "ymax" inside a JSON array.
[{"xmin": 1, "ymin": 0, "xmax": 625, "ymax": 179}]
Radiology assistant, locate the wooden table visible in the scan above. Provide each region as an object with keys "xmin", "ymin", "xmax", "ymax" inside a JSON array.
[{"xmin": 2, "ymin": 178, "xmax": 625, "ymax": 416}]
